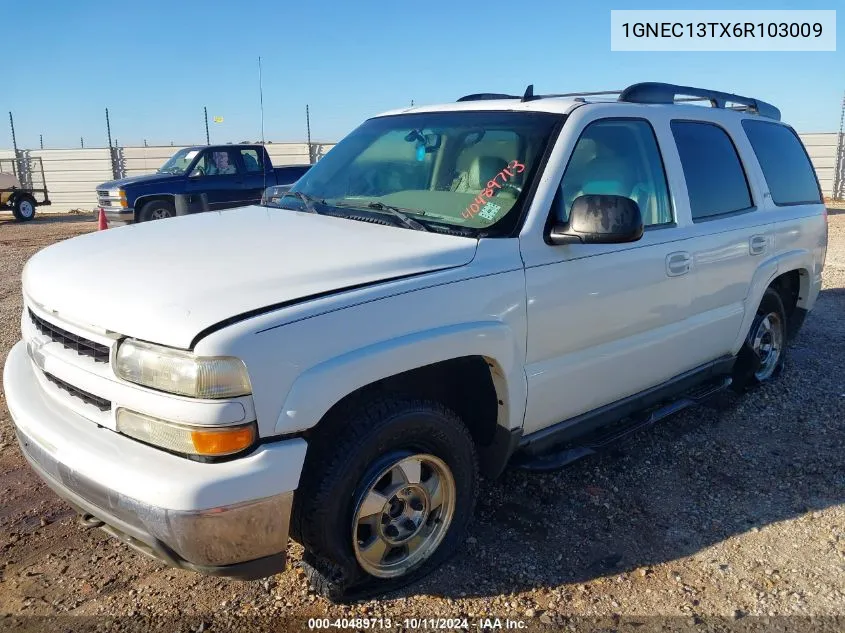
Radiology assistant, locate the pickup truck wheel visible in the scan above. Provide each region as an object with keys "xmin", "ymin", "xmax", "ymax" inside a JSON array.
[
  {"xmin": 291, "ymin": 398, "xmax": 478, "ymax": 602},
  {"xmin": 139, "ymin": 200, "xmax": 175, "ymax": 222},
  {"xmin": 732, "ymin": 287, "xmax": 787, "ymax": 391},
  {"xmin": 12, "ymin": 195, "xmax": 37, "ymax": 221}
]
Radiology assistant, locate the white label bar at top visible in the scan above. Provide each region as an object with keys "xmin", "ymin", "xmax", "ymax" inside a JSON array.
[{"xmin": 611, "ymin": 10, "xmax": 836, "ymax": 52}]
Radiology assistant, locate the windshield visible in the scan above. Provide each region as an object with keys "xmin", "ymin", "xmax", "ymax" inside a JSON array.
[
  {"xmin": 286, "ymin": 111, "xmax": 561, "ymax": 233},
  {"xmin": 158, "ymin": 148, "xmax": 200, "ymax": 175}
]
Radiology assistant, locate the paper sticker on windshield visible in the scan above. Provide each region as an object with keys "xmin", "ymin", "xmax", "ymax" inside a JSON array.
[
  {"xmin": 477, "ymin": 202, "xmax": 501, "ymax": 221},
  {"xmin": 184, "ymin": 150, "xmax": 198, "ymax": 160},
  {"xmin": 461, "ymin": 160, "xmax": 525, "ymax": 220}
]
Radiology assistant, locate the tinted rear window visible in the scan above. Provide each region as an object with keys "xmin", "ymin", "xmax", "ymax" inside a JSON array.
[
  {"xmin": 671, "ymin": 121, "xmax": 753, "ymax": 220},
  {"xmin": 741, "ymin": 120, "xmax": 822, "ymax": 206}
]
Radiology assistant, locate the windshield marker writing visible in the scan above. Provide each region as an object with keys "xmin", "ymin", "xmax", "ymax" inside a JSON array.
[{"xmin": 462, "ymin": 160, "xmax": 526, "ymax": 220}]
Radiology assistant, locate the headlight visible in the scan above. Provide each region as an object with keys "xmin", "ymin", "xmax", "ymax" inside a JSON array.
[
  {"xmin": 116, "ymin": 408, "xmax": 256, "ymax": 457},
  {"xmin": 115, "ymin": 339, "xmax": 252, "ymax": 398},
  {"xmin": 108, "ymin": 188, "xmax": 128, "ymax": 208}
]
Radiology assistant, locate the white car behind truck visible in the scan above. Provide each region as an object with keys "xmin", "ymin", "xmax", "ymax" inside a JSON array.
[{"xmin": 3, "ymin": 82, "xmax": 828, "ymax": 600}]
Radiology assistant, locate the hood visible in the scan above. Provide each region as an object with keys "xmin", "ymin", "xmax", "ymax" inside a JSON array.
[
  {"xmin": 98, "ymin": 173, "xmax": 181, "ymax": 190},
  {"xmin": 23, "ymin": 207, "xmax": 478, "ymax": 348}
]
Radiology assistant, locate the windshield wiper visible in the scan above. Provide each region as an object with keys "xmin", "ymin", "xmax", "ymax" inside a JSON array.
[
  {"xmin": 367, "ymin": 202, "xmax": 432, "ymax": 232},
  {"xmin": 330, "ymin": 200, "xmax": 430, "ymax": 232},
  {"xmin": 279, "ymin": 191, "xmax": 324, "ymax": 214}
]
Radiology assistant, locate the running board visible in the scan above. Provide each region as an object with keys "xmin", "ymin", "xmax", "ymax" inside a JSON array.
[{"xmin": 513, "ymin": 377, "xmax": 731, "ymax": 472}]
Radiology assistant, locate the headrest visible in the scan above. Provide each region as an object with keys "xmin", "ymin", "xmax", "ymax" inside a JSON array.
[
  {"xmin": 467, "ymin": 156, "xmax": 508, "ymax": 189},
  {"xmin": 580, "ymin": 155, "xmax": 636, "ymax": 196}
]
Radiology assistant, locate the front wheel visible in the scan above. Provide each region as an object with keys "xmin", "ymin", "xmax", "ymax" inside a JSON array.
[
  {"xmin": 732, "ymin": 287, "xmax": 787, "ymax": 391},
  {"xmin": 352, "ymin": 452, "xmax": 457, "ymax": 579},
  {"xmin": 139, "ymin": 199, "xmax": 175, "ymax": 222},
  {"xmin": 291, "ymin": 398, "xmax": 478, "ymax": 601}
]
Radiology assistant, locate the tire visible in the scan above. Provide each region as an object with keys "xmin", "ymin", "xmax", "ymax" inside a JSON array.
[
  {"xmin": 291, "ymin": 397, "xmax": 478, "ymax": 602},
  {"xmin": 138, "ymin": 199, "xmax": 175, "ymax": 222},
  {"xmin": 731, "ymin": 287, "xmax": 787, "ymax": 392},
  {"xmin": 12, "ymin": 194, "xmax": 37, "ymax": 221}
]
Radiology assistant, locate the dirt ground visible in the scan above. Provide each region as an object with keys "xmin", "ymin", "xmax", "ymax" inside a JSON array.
[{"xmin": 0, "ymin": 208, "xmax": 843, "ymax": 632}]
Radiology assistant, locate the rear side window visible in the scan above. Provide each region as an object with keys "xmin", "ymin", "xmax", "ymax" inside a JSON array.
[
  {"xmin": 240, "ymin": 149, "xmax": 263, "ymax": 173},
  {"xmin": 671, "ymin": 121, "xmax": 752, "ymax": 220},
  {"xmin": 741, "ymin": 120, "xmax": 822, "ymax": 206}
]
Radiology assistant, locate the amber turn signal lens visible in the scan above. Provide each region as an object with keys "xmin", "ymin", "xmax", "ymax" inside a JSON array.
[
  {"xmin": 116, "ymin": 408, "xmax": 257, "ymax": 458},
  {"xmin": 191, "ymin": 424, "xmax": 256, "ymax": 456}
]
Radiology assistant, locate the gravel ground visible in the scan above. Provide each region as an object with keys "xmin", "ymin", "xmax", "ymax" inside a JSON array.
[{"xmin": 0, "ymin": 208, "xmax": 844, "ymax": 632}]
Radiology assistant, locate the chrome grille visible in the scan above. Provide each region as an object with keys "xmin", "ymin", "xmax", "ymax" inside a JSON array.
[
  {"xmin": 44, "ymin": 372, "xmax": 111, "ymax": 412},
  {"xmin": 96, "ymin": 190, "xmax": 112, "ymax": 207},
  {"xmin": 29, "ymin": 309, "xmax": 110, "ymax": 363}
]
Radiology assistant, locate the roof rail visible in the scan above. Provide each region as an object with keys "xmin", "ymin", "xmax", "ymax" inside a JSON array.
[
  {"xmin": 456, "ymin": 92, "xmax": 522, "ymax": 102},
  {"xmin": 618, "ymin": 82, "xmax": 781, "ymax": 121},
  {"xmin": 455, "ymin": 82, "xmax": 781, "ymax": 120},
  {"xmin": 457, "ymin": 84, "xmax": 538, "ymax": 102},
  {"xmin": 533, "ymin": 90, "xmax": 622, "ymax": 99},
  {"xmin": 456, "ymin": 85, "xmax": 622, "ymax": 103}
]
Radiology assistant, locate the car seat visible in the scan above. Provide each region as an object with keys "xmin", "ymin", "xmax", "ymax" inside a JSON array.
[
  {"xmin": 451, "ymin": 156, "xmax": 509, "ymax": 193},
  {"xmin": 244, "ymin": 152, "xmax": 261, "ymax": 172}
]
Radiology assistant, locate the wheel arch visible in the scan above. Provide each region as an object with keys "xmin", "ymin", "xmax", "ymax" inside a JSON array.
[
  {"xmin": 277, "ymin": 323, "xmax": 526, "ymax": 478},
  {"xmin": 133, "ymin": 194, "xmax": 175, "ymax": 221},
  {"xmin": 732, "ymin": 250, "xmax": 814, "ymax": 353}
]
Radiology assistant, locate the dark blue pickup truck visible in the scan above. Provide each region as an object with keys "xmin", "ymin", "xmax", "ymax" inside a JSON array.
[{"xmin": 97, "ymin": 144, "xmax": 311, "ymax": 225}]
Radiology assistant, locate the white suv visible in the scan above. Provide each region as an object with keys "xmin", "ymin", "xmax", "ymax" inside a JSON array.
[{"xmin": 3, "ymin": 82, "xmax": 828, "ymax": 600}]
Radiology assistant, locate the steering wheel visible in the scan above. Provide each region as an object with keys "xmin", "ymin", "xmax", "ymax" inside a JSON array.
[
  {"xmin": 497, "ymin": 182, "xmax": 522, "ymax": 197},
  {"xmin": 357, "ymin": 170, "xmax": 382, "ymax": 196}
]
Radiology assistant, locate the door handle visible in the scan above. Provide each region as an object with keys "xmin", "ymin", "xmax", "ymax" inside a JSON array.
[
  {"xmin": 666, "ymin": 251, "xmax": 692, "ymax": 277},
  {"xmin": 749, "ymin": 235, "xmax": 768, "ymax": 256}
]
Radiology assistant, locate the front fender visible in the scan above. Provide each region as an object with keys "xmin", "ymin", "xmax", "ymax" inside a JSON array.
[
  {"xmin": 275, "ymin": 321, "xmax": 526, "ymax": 436},
  {"xmin": 132, "ymin": 192, "xmax": 177, "ymax": 215}
]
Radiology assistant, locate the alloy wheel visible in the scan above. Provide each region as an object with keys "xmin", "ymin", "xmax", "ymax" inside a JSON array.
[{"xmin": 352, "ymin": 454, "xmax": 456, "ymax": 578}]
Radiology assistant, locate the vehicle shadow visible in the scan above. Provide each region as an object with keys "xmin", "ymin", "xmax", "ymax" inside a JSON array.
[
  {"xmin": 826, "ymin": 206, "xmax": 845, "ymax": 216},
  {"xmin": 397, "ymin": 288, "xmax": 845, "ymax": 600}
]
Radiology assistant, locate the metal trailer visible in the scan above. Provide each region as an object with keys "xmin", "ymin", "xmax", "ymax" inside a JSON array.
[{"xmin": 0, "ymin": 156, "xmax": 51, "ymax": 221}]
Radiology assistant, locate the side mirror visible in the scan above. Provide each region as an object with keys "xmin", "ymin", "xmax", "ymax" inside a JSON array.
[
  {"xmin": 261, "ymin": 184, "xmax": 291, "ymax": 205},
  {"xmin": 549, "ymin": 194, "xmax": 644, "ymax": 245}
]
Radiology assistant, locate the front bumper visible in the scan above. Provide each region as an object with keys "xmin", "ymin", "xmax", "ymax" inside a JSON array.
[
  {"xmin": 16, "ymin": 428, "xmax": 291, "ymax": 578},
  {"xmin": 3, "ymin": 341, "xmax": 307, "ymax": 579},
  {"xmin": 102, "ymin": 206, "xmax": 135, "ymax": 226}
]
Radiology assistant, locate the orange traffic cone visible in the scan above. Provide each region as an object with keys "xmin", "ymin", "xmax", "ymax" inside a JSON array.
[{"xmin": 97, "ymin": 208, "xmax": 108, "ymax": 231}]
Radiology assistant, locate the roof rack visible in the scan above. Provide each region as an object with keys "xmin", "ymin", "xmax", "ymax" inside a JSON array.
[
  {"xmin": 455, "ymin": 82, "xmax": 780, "ymax": 120},
  {"xmin": 619, "ymin": 82, "xmax": 781, "ymax": 121},
  {"xmin": 457, "ymin": 85, "xmax": 622, "ymax": 103},
  {"xmin": 456, "ymin": 92, "xmax": 522, "ymax": 102}
]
